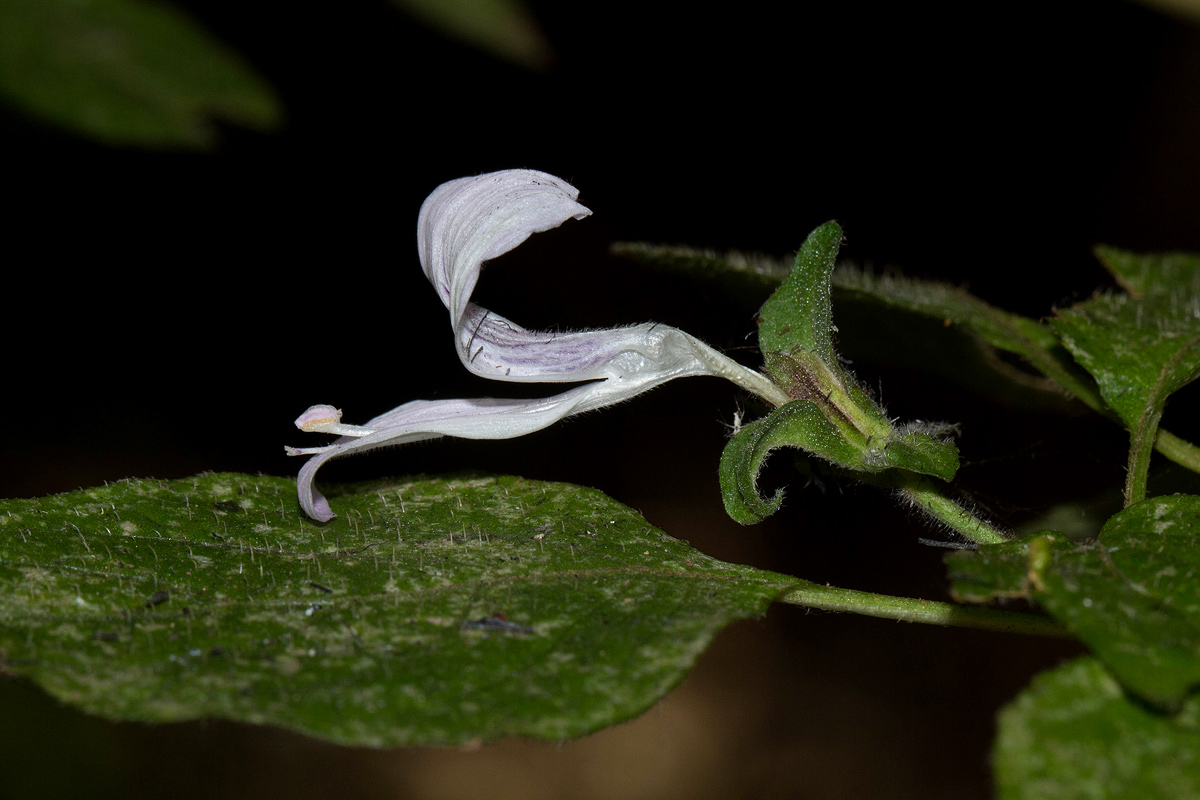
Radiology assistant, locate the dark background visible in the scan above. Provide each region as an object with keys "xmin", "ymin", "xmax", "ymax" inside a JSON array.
[{"xmin": 2, "ymin": 1, "xmax": 1199, "ymax": 797}]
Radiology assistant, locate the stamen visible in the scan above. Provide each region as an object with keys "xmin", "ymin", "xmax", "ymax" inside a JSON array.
[{"xmin": 294, "ymin": 404, "xmax": 376, "ymax": 437}]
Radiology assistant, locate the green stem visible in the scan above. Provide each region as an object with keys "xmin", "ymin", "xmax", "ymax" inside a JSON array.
[
  {"xmin": 1125, "ymin": 409, "xmax": 1164, "ymax": 507},
  {"xmin": 776, "ymin": 582, "xmax": 1070, "ymax": 638},
  {"xmin": 1156, "ymin": 428, "xmax": 1200, "ymax": 474},
  {"xmin": 886, "ymin": 474, "xmax": 1009, "ymax": 544}
]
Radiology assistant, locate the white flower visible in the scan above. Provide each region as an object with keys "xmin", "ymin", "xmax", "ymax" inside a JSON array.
[{"xmin": 288, "ymin": 169, "xmax": 787, "ymax": 521}]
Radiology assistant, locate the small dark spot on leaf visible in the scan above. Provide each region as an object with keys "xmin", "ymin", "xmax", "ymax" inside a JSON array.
[
  {"xmin": 209, "ymin": 646, "xmax": 226, "ymax": 657},
  {"xmin": 212, "ymin": 501, "xmax": 242, "ymax": 513},
  {"xmin": 92, "ymin": 631, "xmax": 119, "ymax": 642},
  {"xmin": 309, "ymin": 582, "xmax": 333, "ymax": 594},
  {"xmin": 461, "ymin": 614, "xmax": 533, "ymax": 634},
  {"xmin": 146, "ymin": 590, "xmax": 171, "ymax": 607}
]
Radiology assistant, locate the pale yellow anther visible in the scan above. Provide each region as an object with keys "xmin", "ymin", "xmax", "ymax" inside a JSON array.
[{"xmin": 295, "ymin": 404, "xmax": 343, "ymax": 432}]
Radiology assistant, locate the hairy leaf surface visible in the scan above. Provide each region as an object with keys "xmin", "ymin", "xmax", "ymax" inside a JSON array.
[
  {"xmin": 0, "ymin": 473, "xmax": 799, "ymax": 746},
  {"xmin": 994, "ymin": 658, "xmax": 1200, "ymax": 800},
  {"xmin": 948, "ymin": 495, "xmax": 1200, "ymax": 706},
  {"xmin": 1051, "ymin": 250, "xmax": 1200, "ymax": 471}
]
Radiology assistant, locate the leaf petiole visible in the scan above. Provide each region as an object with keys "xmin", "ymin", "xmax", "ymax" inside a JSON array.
[{"xmin": 775, "ymin": 582, "xmax": 1070, "ymax": 638}]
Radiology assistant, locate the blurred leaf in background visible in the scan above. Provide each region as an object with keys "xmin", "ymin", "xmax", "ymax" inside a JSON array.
[
  {"xmin": 392, "ymin": 0, "xmax": 552, "ymax": 69},
  {"xmin": 0, "ymin": 0, "xmax": 282, "ymax": 149},
  {"xmin": 0, "ymin": 0, "xmax": 548, "ymax": 150},
  {"xmin": 1132, "ymin": 0, "xmax": 1200, "ymax": 23}
]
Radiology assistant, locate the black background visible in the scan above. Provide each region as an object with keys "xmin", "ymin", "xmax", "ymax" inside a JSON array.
[{"xmin": 2, "ymin": 1, "xmax": 1199, "ymax": 797}]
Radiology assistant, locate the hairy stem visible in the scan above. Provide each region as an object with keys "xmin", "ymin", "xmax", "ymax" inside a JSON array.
[
  {"xmin": 885, "ymin": 474, "xmax": 1009, "ymax": 544},
  {"xmin": 776, "ymin": 583, "xmax": 1070, "ymax": 638},
  {"xmin": 1125, "ymin": 410, "xmax": 1163, "ymax": 507}
]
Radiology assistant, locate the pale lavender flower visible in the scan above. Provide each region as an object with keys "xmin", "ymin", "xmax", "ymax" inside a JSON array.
[{"xmin": 288, "ymin": 169, "xmax": 787, "ymax": 521}]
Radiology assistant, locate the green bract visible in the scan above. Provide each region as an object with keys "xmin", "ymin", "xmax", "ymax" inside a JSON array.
[{"xmin": 719, "ymin": 222, "xmax": 960, "ymax": 524}]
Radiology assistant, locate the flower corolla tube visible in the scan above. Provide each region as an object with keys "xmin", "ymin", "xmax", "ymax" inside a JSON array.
[{"xmin": 288, "ymin": 169, "xmax": 787, "ymax": 521}]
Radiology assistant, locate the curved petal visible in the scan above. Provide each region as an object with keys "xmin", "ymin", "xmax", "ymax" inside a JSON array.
[{"xmin": 418, "ymin": 169, "xmax": 591, "ymax": 335}]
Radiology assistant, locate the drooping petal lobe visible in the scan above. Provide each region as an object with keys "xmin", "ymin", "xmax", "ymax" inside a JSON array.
[
  {"xmin": 418, "ymin": 169, "xmax": 590, "ymax": 334},
  {"xmin": 289, "ymin": 169, "xmax": 788, "ymax": 521}
]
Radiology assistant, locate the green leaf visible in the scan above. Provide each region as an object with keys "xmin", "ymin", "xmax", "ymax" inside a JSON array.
[
  {"xmin": 994, "ymin": 658, "xmax": 1200, "ymax": 800},
  {"xmin": 1095, "ymin": 247, "xmax": 1200, "ymax": 300},
  {"xmin": 391, "ymin": 0, "xmax": 552, "ymax": 69},
  {"xmin": 948, "ymin": 495, "xmax": 1200, "ymax": 707},
  {"xmin": 945, "ymin": 537, "xmax": 1032, "ymax": 605},
  {"xmin": 833, "ymin": 267, "xmax": 1060, "ymax": 356},
  {"xmin": 0, "ymin": 473, "xmax": 798, "ymax": 746},
  {"xmin": 0, "ymin": 0, "xmax": 281, "ymax": 149},
  {"xmin": 1052, "ymin": 250, "xmax": 1200, "ymax": 501},
  {"xmin": 1052, "ymin": 291, "xmax": 1200, "ymax": 432}
]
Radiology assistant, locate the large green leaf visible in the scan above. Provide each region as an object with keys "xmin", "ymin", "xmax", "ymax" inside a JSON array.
[
  {"xmin": 994, "ymin": 658, "xmax": 1200, "ymax": 800},
  {"xmin": 948, "ymin": 495, "xmax": 1200, "ymax": 707},
  {"xmin": 0, "ymin": 473, "xmax": 799, "ymax": 746},
  {"xmin": 0, "ymin": 0, "xmax": 281, "ymax": 148}
]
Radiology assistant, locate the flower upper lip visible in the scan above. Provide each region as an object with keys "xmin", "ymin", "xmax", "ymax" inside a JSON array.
[{"xmin": 288, "ymin": 169, "xmax": 788, "ymax": 522}]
